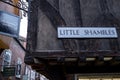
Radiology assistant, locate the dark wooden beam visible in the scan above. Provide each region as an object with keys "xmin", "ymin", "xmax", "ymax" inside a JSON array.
[{"xmin": 31, "ymin": 50, "xmax": 120, "ymax": 58}]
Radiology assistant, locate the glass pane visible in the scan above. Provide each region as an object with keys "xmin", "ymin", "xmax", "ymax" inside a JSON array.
[
  {"xmin": 79, "ymin": 79, "xmax": 89, "ymax": 80},
  {"xmin": 90, "ymin": 79, "xmax": 100, "ymax": 80},
  {"xmin": 102, "ymin": 79, "xmax": 112, "ymax": 80},
  {"xmin": 113, "ymin": 78, "xmax": 120, "ymax": 80}
]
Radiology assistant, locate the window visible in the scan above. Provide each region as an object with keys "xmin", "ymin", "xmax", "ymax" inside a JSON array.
[
  {"xmin": 16, "ymin": 58, "xmax": 22, "ymax": 78},
  {"xmin": 1, "ymin": 49, "xmax": 12, "ymax": 71}
]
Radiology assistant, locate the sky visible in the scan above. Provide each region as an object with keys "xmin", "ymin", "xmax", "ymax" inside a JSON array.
[
  {"xmin": 19, "ymin": 0, "xmax": 28, "ymax": 38},
  {"xmin": 19, "ymin": 16, "xmax": 28, "ymax": 38}
]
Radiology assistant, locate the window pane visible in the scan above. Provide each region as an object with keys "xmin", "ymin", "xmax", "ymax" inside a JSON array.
[
  {"xmin": 102, "ymin": 79, "xmax": 112, "ymax": 80},
  {"xmin": 113, "ymin": 78, "xmax": 120, "ymax": 80},
  {"xmin": 90, "ymin": 79, "xmax": 100, "ymax": 80},
  {"xmin": 79, "ymin": 79, "xmax": 89, "ymax": 80}
]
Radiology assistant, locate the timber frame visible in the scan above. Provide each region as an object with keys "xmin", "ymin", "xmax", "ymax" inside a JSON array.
[{"xmin": 25, "ymin": 0, "xmax": 120, "ymax": 79}]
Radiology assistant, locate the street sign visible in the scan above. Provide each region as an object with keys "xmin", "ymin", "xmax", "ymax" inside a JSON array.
[{"xmin": 57, "ymin": 27, "xmax": 118, "ymax": 38}]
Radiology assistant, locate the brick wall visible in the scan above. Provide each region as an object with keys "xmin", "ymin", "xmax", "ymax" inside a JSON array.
[
  {"xmin": 0, "ymin": 35, "xmax": 26, "ymax": 80},
  {"xmin": 0, "ymin": 0, "xmax": 19, "ymax": 15}
]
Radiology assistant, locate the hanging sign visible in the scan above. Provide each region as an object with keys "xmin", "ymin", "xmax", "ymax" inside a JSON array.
[
  {"xmin": 0, "ymin": 10, "xmax": 20, "ymax": 38},
  {"xmin": 3, "ymin": 66, "xmax": 15, "ymax": 76},
  {"xmin": 57, "ymin": 27, "xmax": 118, "ymax": 38}
]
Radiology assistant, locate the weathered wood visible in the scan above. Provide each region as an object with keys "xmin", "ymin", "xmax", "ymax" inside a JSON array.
[
  {"xmin": 27, "ymin": 0, "xmax": 120, "ymax": 55},
  {"xmin": 25, "ymin": 0, "xmax": 120, "ymax": 78},
  {"xmin": 31, "ymin": 50, "xmax": 120, "ymax": 58}
]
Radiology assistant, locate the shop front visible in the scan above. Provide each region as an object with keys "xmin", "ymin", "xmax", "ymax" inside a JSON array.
[{"xmin": 76, "ymin": 73, "xmax": 120, "ymax": 80}]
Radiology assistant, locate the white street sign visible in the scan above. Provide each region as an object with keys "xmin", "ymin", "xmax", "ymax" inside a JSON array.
[{"xmin": 57, "ymin": 27, "xmax": 118, "ymax": 38}]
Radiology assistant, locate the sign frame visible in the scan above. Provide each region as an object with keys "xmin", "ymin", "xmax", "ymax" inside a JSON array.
[{"xmin": 57, "ymin": 27, "xmax": 118, "ymax": 38}]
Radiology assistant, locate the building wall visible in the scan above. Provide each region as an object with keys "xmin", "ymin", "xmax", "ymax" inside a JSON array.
[
  {"xmin": 0, "ymin": 1, "xmax": 21, "ymax": 79},
  {"xmin": 26, "ymin": 0, "xmax": 120, "ymax": 79},
  {"xmin": 27, "ymin": 0, "xmax": 120, "ymax": 56},
  {"xmin": 0, "ymin": 35, "xmax": 26, "ymax": 80},
  {"xmin": 0, "ymin": 36, "xmax": 46, "ymax": 80},
  {"xmin": 10, "ymin": 37, "xmax": 26, "ymax": 80},
  {"xmin": 0, "ymin": 0, "xmax": 19, "ymax": 15},
  {"xmin": 0, "ymin": 0, "xmax": 47, "ymax": 80}
]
